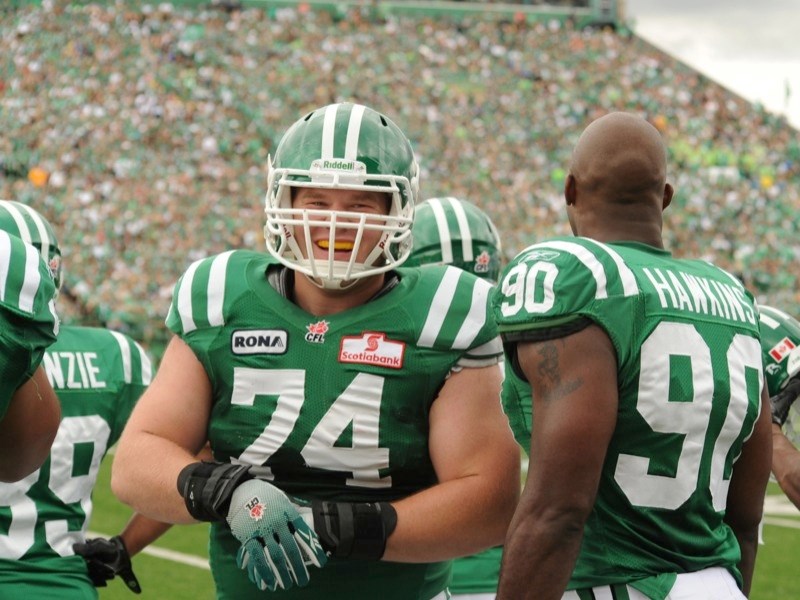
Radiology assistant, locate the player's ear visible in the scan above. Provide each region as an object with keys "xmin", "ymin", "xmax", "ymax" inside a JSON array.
[
  {"xmin": 565, "ymin": 173, "xmax": 577, "ymax": 207},
  {"xmin": 662, "ymin": 182, "xmax": 673, "ymax": 211}
]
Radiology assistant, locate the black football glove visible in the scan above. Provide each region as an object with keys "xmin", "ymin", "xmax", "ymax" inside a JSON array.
[
  {"xmin": 770, "ymin": 376, "xmax": 800, "ymax": 427},
  {"xmin": 73, "ymin": 535, "xmax": 141, "ymax": 594}
]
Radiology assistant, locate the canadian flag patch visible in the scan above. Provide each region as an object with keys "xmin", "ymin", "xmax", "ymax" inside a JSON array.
[
  {"xmin": 769, "ymin": 337, "xmax": 796, "ymax": 362},
  {"xmin": 339, "ymin": 332, "xmax": 405, "ymax": 369}
]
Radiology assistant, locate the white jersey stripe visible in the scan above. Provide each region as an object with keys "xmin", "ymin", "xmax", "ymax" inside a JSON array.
[
  {"xmin": 582, "ymin": 238, "xmax": 639, "ymax": 297},
  {"xmin": 427, "ymin": 198, "xmax": 454, "ymax": 264},
  {"xmin": 177, "ymin": 259, "xmax": 203, "ymax": 333},
  {"xmin": 466, "ymin": 337, "xmax": 503, "ymax": 358},
  {"xmin": 207, "ymin": 251, "xmax": 234, "ymax": 327},
  {"xmin": 321, "ymin": 104, "xmax": 339, "ymax": 159},
  {"xmin": 16, "ymin": 202, "xmax": 52, "ymax": 265},
  {"xmin": 19, "ymin": 243, "xmax": 42, "ymax": 313},
  {"xmin": 447, "ymin": 197, "xmax": 473, "ymax": 261},
  {"xmin": 593, "ymin": 585, "xmax": 614, "ymax": 600},
  {"xmin": 344, "ymin": 104, "xmax": 365, "ymax": 160},
  {"xmin": 0, "ymin": 231, "xmax": 10, "ymax": 302},
  {"xmin": 109, "ymin": 331, "xmax": 133, "ymax": 384},
  {"xmin": 525, "ymin": 241, "xmax": 610, "ymax": 299},
  {"xmin": 135, "ymin": 341, "xmax": 153, "ymax": 385},
  {"xmin": 452, "ymin": 277, "xmax": 492, "ymax": 349},
  {"xmin": 418, "ymin": 266, "xmax": 462, "ymax": 347}
]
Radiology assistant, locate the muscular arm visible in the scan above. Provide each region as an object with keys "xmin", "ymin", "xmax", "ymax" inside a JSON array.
[
  {"xmin": 111, "ymin": 336, "xmax": 212, "ymax": 523},
  {"xmin": 497, "ymin": 325, "xmax": 618, "ymax": 600},
  {"xmin": 382, "ymin": 363, "xmax": 520, "ymax": 562},
  {"xmin": 724, "ymin": 386, "xmax": 773, "ymax": 595},
  {"xmin": 771, "ymin": 424, "xmax": 800, "ymax": 509},
  {"xmin": 0, "ymin": 366, "xmax": 61, "ymax": 482}
]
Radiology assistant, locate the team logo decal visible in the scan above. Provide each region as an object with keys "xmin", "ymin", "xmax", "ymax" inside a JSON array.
[
  {"xmin": 48, "ymin": 255, "xmax": 61, "ymax": 278},
  {"xmin": 305, "ymin": 320, "xmax": 329, "ymax": 344},
  {"xmin": 246, "ymin": 496, "xmax": 265, "ymax": 521},
  {"xmin": 231, "ymin": 330, "xmax": 288, "ymax": 355},
  {"xmin": 766, "ymin": 363, "xmax": 781, "ymax": 375},
  {"xmin": 522, "ymin": 249, "xmax": 560, "ymax": 262},
  {"xmin": 769, "ymin": 337, "xmax": 797, "ymax": 362},
  {"xmin": 339, "ymin": 332, "xmax": 405, "ymax": 369},
  {"xmin": 474, "ymin": 251, "xmax": 491, "ymax": 274}
]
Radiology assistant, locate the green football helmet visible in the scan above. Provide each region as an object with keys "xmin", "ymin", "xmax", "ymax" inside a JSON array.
[
  {"xmin": 0, "ymin": 200, "xmax": 62, "ymax": 291},
  {"xmin": 264, "ymin": 102, "xmax": 418, "ymax": 289},
  {"xmin": 406, "ymin": 197, "xmax": 502, "ymax": 282},
  {"xmin": 758, "ymin": 304, "xmax": 800, "ymax": 396}
]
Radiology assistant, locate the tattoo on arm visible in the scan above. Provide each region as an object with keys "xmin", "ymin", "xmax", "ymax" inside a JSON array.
[{"xmin": 535, "ymin": 340, "xmax": 583, "ymax": 402}]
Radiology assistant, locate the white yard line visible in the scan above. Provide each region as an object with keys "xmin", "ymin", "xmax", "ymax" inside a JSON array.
[{"xmin": 87, "ymin": 531, "xmax": 210, "ymax": 570}]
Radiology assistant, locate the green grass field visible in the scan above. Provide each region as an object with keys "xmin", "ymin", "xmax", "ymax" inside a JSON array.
[{"xmin": 90, "ymin": 458, "xmax": 800, "ymax": 599}]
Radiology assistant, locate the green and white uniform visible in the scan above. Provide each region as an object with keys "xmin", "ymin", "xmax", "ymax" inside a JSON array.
[
  {"xmin": 166, "ymin": 250, "xmax": 502, "ymax": 600},
  {"xmin": 0, "ymin": 229, "xmax": 59, "ymax": 418},
  {"xmin": 492, "ymin": 238, "xmax": 763, "ymax": 598},
  {"xmin": 0, "ymin": 326, "xmax": 153, "ymax": 599}
]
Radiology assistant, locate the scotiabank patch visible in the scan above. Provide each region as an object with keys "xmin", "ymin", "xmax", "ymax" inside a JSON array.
[
  {"xmin": 339, "ymin": 332, "xmax": 405, "ymax": 369},
  {"xmin": 769, "ymin": 337, "xmax": 797, "ymax": 362}
]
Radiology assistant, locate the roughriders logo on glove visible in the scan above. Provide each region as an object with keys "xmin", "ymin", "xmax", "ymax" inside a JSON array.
[{"xmin": 246, "ymin": 497, "xmax": 265, "ymax": 521}]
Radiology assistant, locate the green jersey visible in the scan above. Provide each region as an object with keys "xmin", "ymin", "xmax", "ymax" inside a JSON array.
[
  {"xmin": 166, "ymin": 251, "xmax": 502, "ymax": 600},
  {"xmin": 492, "ymin": 238, "xmax": 763, "ymax": 594},
  {"xmin": 0, "ymin": 325, "xmax": 152, "ymax": 599},
  {"xmin": 0, "ymin": 229, "xmax": 59, "ymax": 418}
]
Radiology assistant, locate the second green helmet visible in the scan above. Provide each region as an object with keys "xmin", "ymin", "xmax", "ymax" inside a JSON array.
[
  {"xmin": 759, "ymin": 304, "xmax": 800, "ymax": 396},
  {"xmin": 407, "ymin": 197, "xmax": 502, "ymax": 282},
  {"xmin": 0, "ymin": 200, "xmax": 62, "ymax": 291}
]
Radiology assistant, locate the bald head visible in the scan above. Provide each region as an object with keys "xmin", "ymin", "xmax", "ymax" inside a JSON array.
[{"xmin": 565, "ymin": 112, "xmax": 672, "ymax": 246}]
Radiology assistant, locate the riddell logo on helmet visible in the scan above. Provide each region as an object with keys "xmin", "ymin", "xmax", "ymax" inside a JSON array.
[
  {"xmin": 339, "ymin": 332, "xmax": 405, "ymax": 369},
  {"xmin": 322, "ymin": 160, "xmax": 356, "ymax": 171}
]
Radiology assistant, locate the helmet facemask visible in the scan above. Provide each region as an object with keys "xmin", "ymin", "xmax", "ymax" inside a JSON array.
[{"xmin": 264, "ymin": 103, "xmax": 418, "ymax": 290}]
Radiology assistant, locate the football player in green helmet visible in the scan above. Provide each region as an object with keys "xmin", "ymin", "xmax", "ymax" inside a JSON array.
[
  {"xmin": 114, "ymin": 102, "xmax": 520, "ymax": 599},
  {"xmin": 406, "ymin": 197, "xmax": 503, "ymax": 283},
  {"xmin": 0, "ymin": 200, "xmax": 60, "ymax": 483},
  {"xmin": 265, "ymin": 102, "xmax": 417, "ymax": 290},
  {"xmin": 409, "ymin": 196, "xmax": 511, "ymax": 600},
  {"xmin": 0, "ymin": 200, "xmax": 171, "ymax": 597},
  {"xmin": 758, "ymin": 304, "xmax": 800, "ymax": 509}
]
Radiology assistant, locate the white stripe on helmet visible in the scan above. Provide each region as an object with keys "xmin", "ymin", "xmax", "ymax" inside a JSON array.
[
  {"xmin": 345, "ymin": 104, "xmax": 366, "ymax": 160},
  {"xmin": 15, "ymin": 202, "xmax": 53, "ymax": 264},
  {"xmin": 446, "ymin": 197, "xmax": 473, "ymax": 262},
  {"xmin": 426, "ymin": 198, "xmax": 454, "ymax": 265},
  {"xmin": 321, "ymin": 104, "xmax": 339, "ymax": 159}
]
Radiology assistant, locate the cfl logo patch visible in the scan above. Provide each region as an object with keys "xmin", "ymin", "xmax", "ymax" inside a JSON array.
[{"xmin": 246, "ymin": 497, "xmax": 265, "ymax": 521}]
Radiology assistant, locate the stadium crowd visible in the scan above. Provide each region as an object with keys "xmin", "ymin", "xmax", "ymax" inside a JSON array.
[{"xmin": 1, "ymin": 2, "xmax": 798, "ymax": 356}]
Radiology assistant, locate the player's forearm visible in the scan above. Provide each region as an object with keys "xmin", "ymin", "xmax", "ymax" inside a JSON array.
[
  {"xmin": 731, "ymin": 525, "xmax": 759, "ymax": 596},
  {"xmin": 772, "ymin": 426, "xmax": 800, "ymax": 509},
  {"xmin": 118, "ymin": 513, "xmax": 174, "ymax": 556},
  {"xmin": 382, "ymin": 473, "xmax": 518, "ymax": 562},
  {"xmin": 112, "ymin": 431, "xmax": 198, "ymax": 524},
  {"xmin": 497, "ymin": 509, "xmax": 583, "ymax": 600}
]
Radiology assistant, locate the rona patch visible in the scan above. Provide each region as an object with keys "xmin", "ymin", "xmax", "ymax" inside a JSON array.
[{"xmin": 231, "ymin": 330, "xmax": 288, "ymax": 355}]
